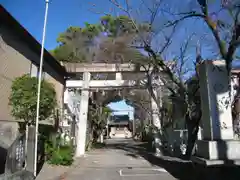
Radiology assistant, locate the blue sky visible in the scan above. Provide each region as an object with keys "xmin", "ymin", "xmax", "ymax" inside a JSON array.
[
  {"xmin": 1, "ymin": 0, "xmax": 110, "ymax": 50},
  {"xmin": 1, "ymin": 0, "xmax": 134, "ymax": 117}
]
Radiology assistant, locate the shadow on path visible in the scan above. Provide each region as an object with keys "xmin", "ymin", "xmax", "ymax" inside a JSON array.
[{"xmin": 101, "ymin": 140, "xmax": 240, "ymax": 180}]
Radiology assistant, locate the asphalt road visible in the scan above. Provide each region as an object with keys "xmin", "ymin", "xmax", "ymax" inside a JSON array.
[{"xmin": 65, "ymin": 138, "xmax": 176, "ymax": 180}]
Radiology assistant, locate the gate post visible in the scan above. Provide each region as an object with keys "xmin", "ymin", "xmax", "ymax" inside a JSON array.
[
  {"xmin": 26, "ymin": 126, "xmax": 36, "ymax": 174},
  {"xmin": 75, "ymin": 72, "xmax": 90, "ymax": 157}
]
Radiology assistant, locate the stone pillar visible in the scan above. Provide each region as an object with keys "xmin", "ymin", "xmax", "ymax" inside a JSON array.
[
  {"xmin": 194, "ymin": 60, "xmax": 240, "ymax": 163},
  {"xmin": 75, "ymin": 72, "xmax": 90, "ymax": 157},
  {"xmin": 26, "ymin": 126, "xmax": 35, "ymax": 173}
]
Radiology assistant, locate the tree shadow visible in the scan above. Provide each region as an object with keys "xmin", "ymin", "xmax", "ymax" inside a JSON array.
[
  {"xmin": 102, "ymin": 139, "xmax": 240, "ymax": 180},
  {"xmin": 104, "ymin": 141, "xmax": 194, "ymax": 180}
]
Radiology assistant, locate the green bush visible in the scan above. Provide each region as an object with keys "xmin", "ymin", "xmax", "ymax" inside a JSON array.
[
  {"xmin": 9, "ymin": 74, "xmax": 57, "ymax": 127},
  {"xmin": 47, "ymin": 145, "xmax": 74, "ymax": 166},
  {"xmin": 45, "ymin": 133, "xmax": 74, "ymax": 166}
]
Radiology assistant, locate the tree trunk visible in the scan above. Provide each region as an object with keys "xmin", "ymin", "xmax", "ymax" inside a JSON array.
[
  {"xmin": 185, "ymin": 122, "xmax": 198, "ymax": 158},
  {"xmin": 185, "ymin": 110, "xmax": 201, "ymax": 159}
]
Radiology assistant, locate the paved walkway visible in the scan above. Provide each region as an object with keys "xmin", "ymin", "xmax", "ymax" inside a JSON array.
[{"xmin": 37, "ymin": 139, "xmax": 176, "ymax": 180}]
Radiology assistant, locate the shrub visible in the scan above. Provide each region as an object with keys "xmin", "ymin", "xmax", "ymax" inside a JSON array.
[
  {"xmin": 47, "ymin": 145, "xmax": 74, "ymax": 166},
  {"xmin": 9, "ymin": 74, "xmax": 57, "ymax": 127},
  {"xmin": 45, "ymin": 133, "xmax": 74, "ymax": 166}
]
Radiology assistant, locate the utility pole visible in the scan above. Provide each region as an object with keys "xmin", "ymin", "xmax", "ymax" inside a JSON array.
[{"xmin": 34, "ymin": 0, "xmax": 49, "ymax": 177}]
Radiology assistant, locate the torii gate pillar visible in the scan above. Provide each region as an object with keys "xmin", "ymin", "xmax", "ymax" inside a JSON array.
[{"xmin": 75, "ymin": 72, "xmax": 90, "ymax": 157}]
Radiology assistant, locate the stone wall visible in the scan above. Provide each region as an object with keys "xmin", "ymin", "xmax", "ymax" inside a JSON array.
[
  {"xmin": 0, "ymin": 121, "xmax": 19, "ymax": 174},
  {"xmin": 0, "ymin": 122, "xmax": 18, "ymax": 147},
  {"xmin": 0, "ymin": 25, "xmax": 32, "ymax": 122}
]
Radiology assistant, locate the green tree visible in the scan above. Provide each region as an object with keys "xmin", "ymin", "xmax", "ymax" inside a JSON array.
[
  {"xmin": 50, "ymin": 25, "xmax": 102, "ymax": 63},
  {"xmin": 51, "ymin": 16, "xmax": 146, "ymax": 65},
  {"xmin": 9, "ymin": 74, "xmax": 57, "ymax": 129},
  {"xmin": 96, "ymin": 15, "xmax": 151, "ymax": 64},
  {"xmin": 86, "ymin": 99, "xmax": 112, "ymax": 149}
]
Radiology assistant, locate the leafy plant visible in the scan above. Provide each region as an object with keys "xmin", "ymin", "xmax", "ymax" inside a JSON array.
[
  {"xmin": 88, "ymin": 105, "xmax": 112, "ymax": 140},
  {"xmin": 9, "ymin": 74, "xmax": 57, "ymax": 127},
  {"xmin": 47, "ymin": 145, "xmax": 74, "ymax": 166},
  {"xmin": 45, "ymin": 133, "xmax": 74, "ymax": 166}
]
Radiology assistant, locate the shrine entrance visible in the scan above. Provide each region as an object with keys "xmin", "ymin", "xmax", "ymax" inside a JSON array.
[{"xmin": 64, "ymin": 63, "xmax": 163, "ymax": 157}]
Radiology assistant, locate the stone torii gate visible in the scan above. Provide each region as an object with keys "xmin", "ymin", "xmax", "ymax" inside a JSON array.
[{"xmin": 64, "ymin": 63, "xmax": 163, "ymax": 157}]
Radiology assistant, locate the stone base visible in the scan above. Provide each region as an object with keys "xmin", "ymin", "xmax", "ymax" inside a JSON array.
[
  {"xmin": 196, "ymin": 140, "xmax": 240, "ymax": 160},
  {"xmin": 192, "ymin": 156, "xmax": 240, "ymax": 166}
]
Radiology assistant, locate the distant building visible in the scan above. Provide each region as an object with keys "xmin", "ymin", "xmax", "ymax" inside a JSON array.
[
  {"xmin": 109, "ymin": 114, "xmax": 130, "ymax": 125},
  {"xmin": 108, "ymin": 114, "xmax": 132, "ymax": 138}
]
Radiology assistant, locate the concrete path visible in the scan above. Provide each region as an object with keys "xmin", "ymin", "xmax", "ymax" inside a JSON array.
[{"xmin": 37, "ymin": 138, "xmax": 176, "ymax": 180}]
